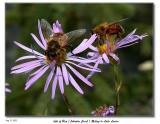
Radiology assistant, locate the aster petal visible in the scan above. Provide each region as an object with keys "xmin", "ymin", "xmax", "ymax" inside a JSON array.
[
  {"xmin": 118, "ymin": 35, "xmax": 146, "ymax": 48},
  {"xmin": 11, "ymin": 63, "xmax": 42, "ymax": 74},
  {"xmin": 51, "ymin": 73, "xmax": 58, "ymax": 99},
  {"xmin": 11, "ymin": 60, "xmax": 42, "ymax": 70},
  {"xmin": 87, "ymin": 57, "xmax": 101, "ymax": 79},
  {"xmin": 31, "ymin": 33, "xmax": 46, "ymax": 50},
  {"xmin": 116, "ymin": 29, "xmax": 147, "ymax": 49},
  {"xmin": 69, "ymin": 55, "xmax": 95, "ymax": 60},
  {"xmin": 109, "ymin": 106, "xmax": 115, "ymax": 114},
  {"xmin": 126, "ymin": 29, "xmax": 137, "ymax": 37},
  {"xmin": 117, "ymin": 42, "xmax": 138, "ymax": 48},
  {"xmin": 66, "ymin": 61, "xmax": 100, "ymax": 72},
  {"xmin": 62, "ymin": 64, "xmax": 69, "ymax": 85},
  {"xmin": 117, "ymin": 29, "xmax": 137, "ymax": 47},
  {"xmin": 44, "ymin": 67, "xmax": 55, "ymax": 93},
  {"xmin": 99, "ymin": 57, "xmax": 104, "ymax": 64},
  {"xmin": 87, "ymin": 52, "xmax": 95, "ymax": 57},
  {"xmin": 106, "ymin": 40, "xmax": 111, "ymax": 51},
  {"xmin": 57, "ymin": 66, "xmax": 64, "ymax": 94},
  {"xmin": 30, "ymin": 65, "xmax": 46, "ymax": 77},
  {"xmin": 78, "ymin": 56, "xmax": 101, "ymax": 70},
  {"xmin": 89, "ymin": 45, "xmax": 98, "ymax": 52},
  {"xmin": 66, "ymin": 52, "xmax": 73, "ymax": 57},
  {"xmin": 30, "ymin": 62, "xmax": 55, "ymax": 76},
  {"xmin": 80, "ymin": 39, "xmax": 88, "ymax": 45},
  {"xmin": 72, "ymin": 34, "xmax": 97, "ymax": 54},
  {"xmin": 67, "ymin": 57, "xmax": 97, "ymax": 64},
  {"xmin": 65, "ymin": 63, "xmax": 93, "ymax": 87},
  {"xmin": 78, "ymin": 63, "xmax": 98, "ymax": 70},
  {"xmin": 68, "ymin": 73, "xmax": 84, "ymax": 94},
  {"xmin": 52, "ymin": 20, "xmax": 63, "ymax": 33},
  {"xmin": 102, "ymin": 53, "xmax": 110, "ymax": 64},
  {"xmin": 14, "ymin": 41, "xmax": 45, "ymax": 57},
  {"xmin": 87, "ymin": 52, "xmax": 99, "ymax": 60},
  {"xmin": 16, "ymin": 55, "xmax": 37, "ymax": 62},
  {"xmin": 5, "ymin": 88, "xmax": 11, "ymax": 93},
  {"xmin": 38, "ymin": 19, "xmax": 47, "ymax": 47},
  {"xmin": 25, "ymin": 66, "xmax": 49, "ymax": 90},
  {"xmin": 71, "ymin": 39, "xmax": 87, "ymax": 55},
  {"xmin": 5, "ymin": 83, "xmax": 11, "ymax": 93},
  {"xmin": 71, "ymin": 39, "xmax": 88, "ymax": 54},
  {"xmin": 109, "ymin": 53, "xmax": 120, "ymax": 64}
]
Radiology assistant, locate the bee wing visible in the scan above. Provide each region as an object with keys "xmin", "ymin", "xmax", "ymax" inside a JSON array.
[
  {"xmin": 65, "ymin": 29, "xmax": 88, "ymax": 44},
  {"xmin": 41, "ymin": 19, "xmax": 53, "ymax": 40}
]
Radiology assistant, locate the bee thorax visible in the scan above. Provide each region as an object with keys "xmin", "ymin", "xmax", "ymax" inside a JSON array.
[{"xmin": 45, "ymin": 39, "xmax": 67, "ymax": 64}]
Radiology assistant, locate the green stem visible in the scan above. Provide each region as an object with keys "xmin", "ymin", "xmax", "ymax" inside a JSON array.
[
  {"xmin": 43, "ymin": 100, "xmax": 50, "ymax": 116},
  {"xmin": 113, "ymin": 65, "xmax": 122, "ymax": 115},
  {"xmin": 62, "ymin": 94, "xmax": 74, "ymax": 115},
  {"xmin": 115, "ymin": 91, "xmax": 120, "ymax": 115},
  {"xmin": 43, "ymin": 95, "xmax": 50, "ymax": 116}
]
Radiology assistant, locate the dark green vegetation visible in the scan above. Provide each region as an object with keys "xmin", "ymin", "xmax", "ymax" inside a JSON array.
[{"xmin": 5, "ymin": 3, "xmax": 153, "ymax": 116}]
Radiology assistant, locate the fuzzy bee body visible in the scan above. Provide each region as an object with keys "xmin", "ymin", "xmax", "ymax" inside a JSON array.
[
  {"xmin": 92, "ymin": 21, "xmax": 124, "ymax": 40},
  {"xmin": 41, "ymin": 19, "xmax": 87, "ymax": 63},
  {"xmin": 91, "ymin": 19, "xmax": 127, "ymax": 64},
  {"xmin": 105, "ymin": 23, "xmax": 124, "ymax": 37}
]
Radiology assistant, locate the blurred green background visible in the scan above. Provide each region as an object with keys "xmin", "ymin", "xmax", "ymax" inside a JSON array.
[{"xmin": 5, "ymin": 3, "xmax": 153, "ymax": 116}]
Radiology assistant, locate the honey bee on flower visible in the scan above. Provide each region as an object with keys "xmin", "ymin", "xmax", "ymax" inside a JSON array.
[
  {"xmin": 91, "ymin": 19, "xmax": 126, "ymax": 41},
  {"xmin": 85, "ymin": 19, "xmax": 148, "ymax": 79},
  {"xmin": 11, "ymin": 19, "xmax": 100, "ymax": 99}
]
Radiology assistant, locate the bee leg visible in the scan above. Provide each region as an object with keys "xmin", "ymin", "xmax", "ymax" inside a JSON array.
[{"xmin": 117, "ymin": 33, "xmax": 122, "ymax": 39}]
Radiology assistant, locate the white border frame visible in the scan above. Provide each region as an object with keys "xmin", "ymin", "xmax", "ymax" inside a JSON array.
[{"xmin": 1, "ymin": 0, "xmax": 159, "ymax": 124}]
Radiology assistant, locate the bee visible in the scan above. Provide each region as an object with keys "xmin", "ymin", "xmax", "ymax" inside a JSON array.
[
  {"xmin": 41, "ymin": 19, "xmax": 87, "ymax": 63},
  {"xmin": 92, "ymin": 18, "xmax": 127, "ymax": 41},
  {"xmin": 91, "ymin": 19, "xmax": 128, "ymax": 65}
]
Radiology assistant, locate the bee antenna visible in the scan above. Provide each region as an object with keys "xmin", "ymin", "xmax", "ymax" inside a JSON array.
[
  {"xmin": 118, "ymin": 18, "xmax": 129, "ymax": 22},
  {"xmin": 110, "ymin": 18, "xmax": 129, "ymax": 25}
]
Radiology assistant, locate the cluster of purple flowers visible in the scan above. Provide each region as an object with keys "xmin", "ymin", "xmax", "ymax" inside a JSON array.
[
  {"xmin": 91, "ymin": 105, "xmax": 115, "ymax": 116},
  {"xmin": 10, "ymin": 19, "xmax": 147, "ymax": 114}
]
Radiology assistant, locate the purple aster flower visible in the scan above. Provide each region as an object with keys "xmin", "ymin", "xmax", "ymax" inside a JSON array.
[
  {"xmin": 91, "ymin": 105, "xmax": 115, "ymax": 117},
  {"xmin": 86, "ymin": 29, "xmax": 147, "ymax": 79},
  {"xmin": 11, "ymin": 19, "xmax": 100, "ymax": 99},
  {"xmin": 5, "ymin": 83, "xmax": 11, "ymax": 93}
]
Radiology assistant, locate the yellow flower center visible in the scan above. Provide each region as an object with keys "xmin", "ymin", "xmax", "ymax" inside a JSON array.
[
  {"xmin": 96, "ymin": 36, "xmax": 116, "ymax": 55},
  {"xmin": 97, "ymin": 44, "xmax": 108, "ymax": 55}
]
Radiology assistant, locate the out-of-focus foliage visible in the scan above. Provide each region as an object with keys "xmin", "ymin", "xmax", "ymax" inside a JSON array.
[{"xmin": 5, "ymin": 3, "xmax": 153, "ymax": 116}]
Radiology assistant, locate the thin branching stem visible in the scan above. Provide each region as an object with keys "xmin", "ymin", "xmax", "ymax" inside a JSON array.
[
  {"xmin": 62, "ymin": 94, "xmax": 74, "ymax": 115},
  {"xmin": 113, "ymin": 65, "xmax": 122, "ymax": 115}
]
